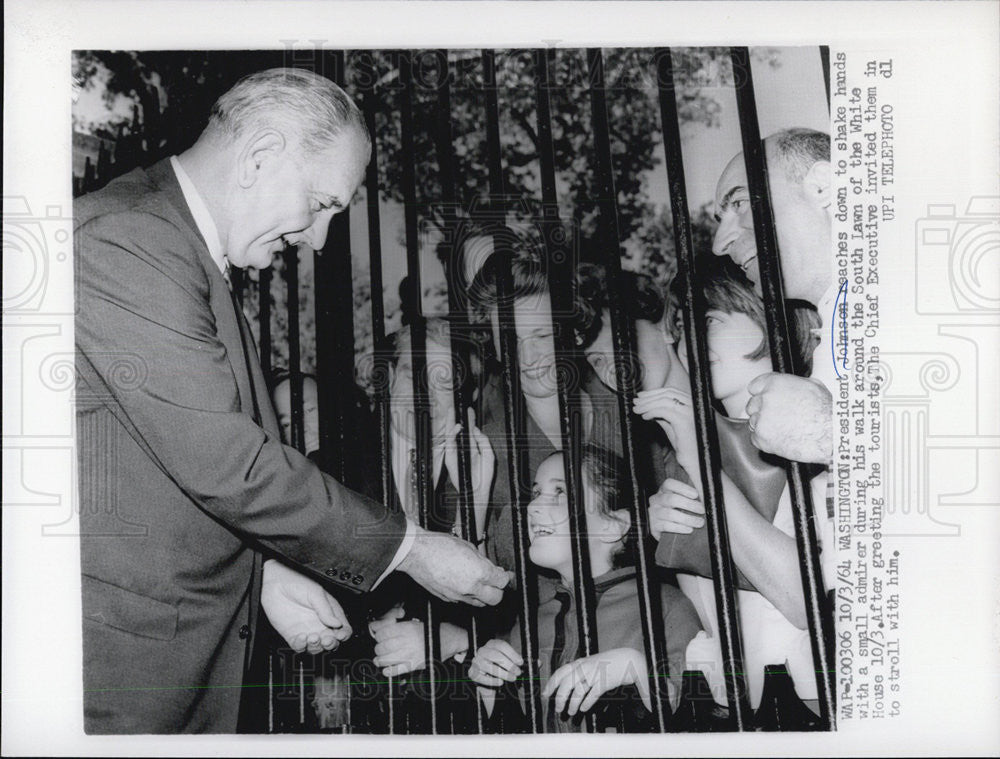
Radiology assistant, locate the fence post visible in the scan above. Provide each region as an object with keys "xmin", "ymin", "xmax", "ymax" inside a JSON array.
[
  {"xmin": 432, "ymin": 48, "xmax": 488, "ymax": 734},
  {"xmin": 481, "ymin": 48, "xmax": 545, "ymax": 734},
  {"xmin": 399, "ymin": 49, "xmax": 444, "ymax": 735},
  {"xmin": 580, "ymin": 46, "xmax": 676, "ymax": 732},
  {"xmin": 655, "ymin": 47, "xmax": 752, "ymax": 729}
]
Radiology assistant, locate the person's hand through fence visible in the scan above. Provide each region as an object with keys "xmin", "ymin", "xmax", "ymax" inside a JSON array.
[
  {"xmin": 648, "ymin": 478, "xmax": 706, "ymax": 536},
  {"xmin": 633, "ymin": 387, "xmax": 700, "ymax": 477},
  {"xmin": 370, "ymin": 609, "xmax": 470, "ymax": 677},
  {"xmin": 544, "ymin": 647, "xmax": 649, "ymax": 716},
  {"xmin": 469, "ymin": 638, "xmax": 523, "ymax": 689}
]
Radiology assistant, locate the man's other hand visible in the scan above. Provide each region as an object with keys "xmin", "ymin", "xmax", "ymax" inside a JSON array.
[
  {"xmin": 397, "ymin": 526, "xmax": 512, "ymax": 606},
  {"xmin": 746, "ymin": 373, "xmax": 833, "ymax": 464},
  {"xmin": 261, "ymin": 559, "xmax": 353, "ymax": 654}
]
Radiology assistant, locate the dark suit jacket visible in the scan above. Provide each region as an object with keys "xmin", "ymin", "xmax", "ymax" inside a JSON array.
[{"xmin": 74, "ymin": 159, "xmax": 407, "ymax": 733}]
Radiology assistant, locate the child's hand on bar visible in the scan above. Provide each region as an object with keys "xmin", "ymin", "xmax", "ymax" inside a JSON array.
[{"xmin": 545, "ymin": 647, "xmax": 649, "ymax": 716}]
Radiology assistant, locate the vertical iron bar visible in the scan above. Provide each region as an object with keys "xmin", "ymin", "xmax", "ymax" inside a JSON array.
[
  {"xmin": 267, "ymin": 652, "xmax": 274, "ymax": 733},
  {"xmin": 285, "ymin": 247, "xmax": 306, "ymax": 455},
  {"xmin": 578, "ymin": 47, "xmax": 674, "ymax": 732},
  {"xmin": 481, "ymin": 48, "xmax": 544, "ymax": 733},
  {"xmin": 299, "ymin": 660, "xmax": 306, "ymax": 724},
  {"xmin": 259, "ymin": 266, "xmax": 272, "ymax": 382},
  {"xmin": 318, "ymin": 49, "xmax": 357, "ymax": 733},
  {"xmin": 358, "ymin": 50, "xmax": 398, "ymax": 735},
  {"xmin": 316, "ymin": 49, "xmax": 356, "ymax": 483},
  {"xmin": 655, "ymin": 47, "xmax": 752, "ymax": 729},
  {"xmin": 539, "ymin": 48, "xmax": 601, "ymax": 735},
  {"xmin": 820, "ymin": 46, "xmax": 831, "ymax": 112},
  {"xmin": 433, "ymin": 48, "xmax": 487, "ymax": 734},
  {"xmin": 729, "ymin": 45, "xmax": 835, "ymax": 729},
  {"xmin": 284, "ymin": 244, "xmax": 306, "ymax": 730},
  {"xmin": 400, "ymin": 49, "xmax": 442, "ymax": 735}
]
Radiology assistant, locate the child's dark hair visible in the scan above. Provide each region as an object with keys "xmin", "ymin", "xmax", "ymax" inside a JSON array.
[
  {"xmin": 577, "ymin": 443, "xmax": 636, "ymax": 569},
  {"xmin": 667, "ymin": 257, "xmax": 769, "ymax": 361},
  {"xmin": 667, "ymin": 256, "xmax": 820, "ymax": 375},
  {"xmin": 465, "ymin": 222, "xmax": 549, "ymax": 324},
  {"xmin": 573, "ymin": 263, "xmax": 666, "ymax": 351}
]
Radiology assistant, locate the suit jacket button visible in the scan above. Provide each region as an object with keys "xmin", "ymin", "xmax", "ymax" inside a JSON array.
[
  {"xmin": 352, "ymin": 575, "xmax": 363, "ymax": 585},
  {"xmin": 239, "ymin": 624, "xmax": 251, "ymax": 640},
  {"xmin": 325, "ymin": 568, "xmax": 338, "ymax": 577},
  {"xmin": 340, "ymin": 571, "xmax": 352, "ymax": 581}
]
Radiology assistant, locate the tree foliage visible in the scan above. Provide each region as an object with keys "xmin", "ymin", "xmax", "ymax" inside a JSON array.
[
  {"xmin": 349, "ymin": 47, "xmax": 769, "ymax": 269},
  {"xmin": 72, "ymin": 47, "xmax": 781, "ymax": 386}
]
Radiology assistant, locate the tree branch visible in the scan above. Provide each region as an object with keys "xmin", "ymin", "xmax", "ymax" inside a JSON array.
[{"xmin": 511, "ymin": 107, "xmax": 539, "ymax": 149}]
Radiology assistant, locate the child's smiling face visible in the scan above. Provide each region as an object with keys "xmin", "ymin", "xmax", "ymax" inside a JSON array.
[
  {"xmin": 704, "ymin": 309, "xmax": 771, "ymax": 408},
  {"xmin": 584, "ymin": 312, "xmax": 672, "ymax": 393},
  {"xmin": 526, "ymin": 452, "xmax": 628, "ymax": 581}
]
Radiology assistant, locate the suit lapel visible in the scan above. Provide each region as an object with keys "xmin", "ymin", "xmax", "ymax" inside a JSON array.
[
  {"xmin": 145, "ymin": 160, "xmax": 259, "ymax": 427},
  {"xmin": 229, "ymin": 291, "xmax": 281, "ymax": 438}
]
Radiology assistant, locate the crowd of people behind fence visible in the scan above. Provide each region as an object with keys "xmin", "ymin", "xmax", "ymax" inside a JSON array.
[
  {"xmin": 262, "ymin": 125, "xmax": 836, "ymax": 733},
  {"xmin": 76, "ymin": 67, "xmax": 837, "ymax": 735}
]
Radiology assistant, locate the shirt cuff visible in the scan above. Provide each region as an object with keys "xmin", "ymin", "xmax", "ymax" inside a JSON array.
[{"xmin": 372, "ymin": 518, "xmax": 417, "ymax": 589}]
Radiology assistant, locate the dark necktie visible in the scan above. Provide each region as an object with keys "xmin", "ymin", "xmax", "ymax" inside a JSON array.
[
  {"xmin": 545, "ymin": 588, "xmax": 574, "ymax": 732},
  {"xmin": 223, "ymin": 263, "xmax": 262, "ymax": 425}
]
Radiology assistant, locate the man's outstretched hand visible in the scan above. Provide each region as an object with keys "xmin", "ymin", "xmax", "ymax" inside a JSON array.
[
  {"xmin": 397, "ymin": 526, "xmax": 512, "ymax": 606},
  {"xmin": 261, "ymin": 559, "xmax": 353, "ymax": 654},
  {"xmin": 746, "ymin": 373, "xmax": 833, "ymax": 464}
]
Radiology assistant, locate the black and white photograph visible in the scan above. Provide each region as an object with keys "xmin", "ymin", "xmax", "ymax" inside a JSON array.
[
  {"xmin": 69, "ymin": 45, "xmax": 835, "ymax": 735},
  {"xmin": 4, "ymin": 1, "xmax": 999, "ymax": 756}
]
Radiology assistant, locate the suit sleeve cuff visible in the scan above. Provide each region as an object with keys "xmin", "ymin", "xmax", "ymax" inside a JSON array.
[{"xmin": 372, "ymin": 518, "xmax": 417, "ymax": 589}]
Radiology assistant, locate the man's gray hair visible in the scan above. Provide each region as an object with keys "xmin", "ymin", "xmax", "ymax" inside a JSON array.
[
  {"xmin": 207, "ymin": 67, "xmax": 370, "ymax": 157},
  {"xmin": 768, "ymin": 128, "xmax": 830, "ymax": 184}
]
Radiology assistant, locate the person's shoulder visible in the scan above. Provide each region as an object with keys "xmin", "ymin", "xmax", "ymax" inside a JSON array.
[
  {"xmin": 76, "ymin": 166, "xmax": 151, "ymax": 220},
  {"xmin": 75, "ymin": 171, "xmax": 211, "ymax": 299},
  {"xmin": 75, "ymin": 165, "xmax": 191, "ymax": 245}
]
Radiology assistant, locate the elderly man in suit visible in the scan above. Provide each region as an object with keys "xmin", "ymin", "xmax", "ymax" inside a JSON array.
[{"xmin": 74, "ymin": 67, "xmax": 509, "ymax": 734}]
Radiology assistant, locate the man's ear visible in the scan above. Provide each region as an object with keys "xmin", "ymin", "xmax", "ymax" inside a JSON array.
[
  {"xmin": 803, "ymin": 160, "xmax": 832, "ymax": 210},
  {"xmin": 237, "ymin": 129, "xmax": 287, "ymax": 189}
]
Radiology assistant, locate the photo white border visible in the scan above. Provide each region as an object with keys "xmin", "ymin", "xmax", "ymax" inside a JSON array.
[{"xmin": 4, "ymin": 1, "xmax": 999, "ymax": 756}]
